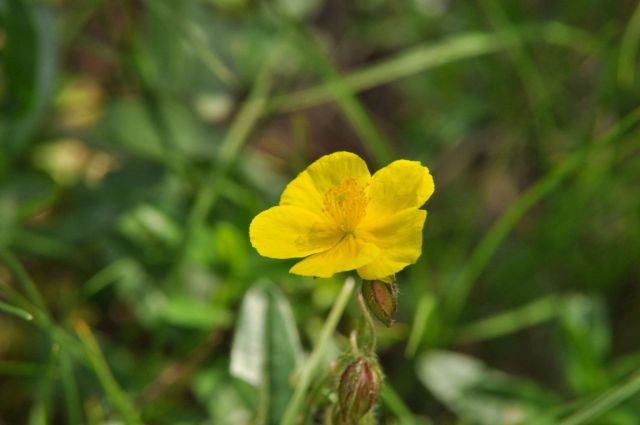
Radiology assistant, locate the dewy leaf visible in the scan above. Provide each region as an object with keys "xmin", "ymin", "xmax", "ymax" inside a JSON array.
[
  {"xmin": 417, "ymin": 351, "xmax": 560, "ymax": 425},
  {"xmin": 230, "ymin": 282, "xmax": 303, "ymax": 425}
]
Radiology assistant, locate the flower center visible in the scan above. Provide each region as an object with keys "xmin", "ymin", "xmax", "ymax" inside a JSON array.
[{"xmin": 322, "ymin": 177, "xmax": 368, "ymax": 232}]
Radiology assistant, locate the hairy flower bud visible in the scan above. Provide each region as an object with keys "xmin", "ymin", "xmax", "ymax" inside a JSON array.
[
  {"xmin": 338, "ymin": 357, "xmax": 382, "ymax": 424},
  {"xmin": 362, "ymin": 277, "xmax": 398, "ymax": 327}
]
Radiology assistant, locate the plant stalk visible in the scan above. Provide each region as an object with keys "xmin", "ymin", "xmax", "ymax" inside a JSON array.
[{"xmin": 280, "ymin": 277, "xmax": 356, "ymax": 425}]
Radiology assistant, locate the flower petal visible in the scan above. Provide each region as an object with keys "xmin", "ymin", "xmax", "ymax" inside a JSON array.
[
  {"xmin": 250, "ymin": 206, "xmax": 341, "ymax": 259},
  {"xmin": 366, "ymin": 160, "xmax": 434, "ymax": 218},
  {"xmin": 289, "ymin": 234, "xmax": 380, "ymax": 278},
  {"xmin": 280, "ymin": 151, "xmax": 371, "ymax": 215},
  {"xmin": 356, "ymin": 209, "xmax": 427, "ymax": 280}
]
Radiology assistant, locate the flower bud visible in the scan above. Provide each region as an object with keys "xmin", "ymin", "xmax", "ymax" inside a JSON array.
[
  {"xmin": 338, "ymin": 357, "xmax": 382, "ymax": 424},
  {"xmin": 362, "ymin": 277, "xmax": 398, "ymax": 327}
]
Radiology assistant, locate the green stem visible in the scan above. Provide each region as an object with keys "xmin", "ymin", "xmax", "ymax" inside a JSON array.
[
  {"xmin": 559, "ymin": 371, "xmax": 640, "ymax": 425},
  {"xmin": 356, "ymin": 289, "xmax": 377, "ymax": 354},
  {"xmin": 280, "ymin": 277, "xmax": 356, "ymax": 425}
]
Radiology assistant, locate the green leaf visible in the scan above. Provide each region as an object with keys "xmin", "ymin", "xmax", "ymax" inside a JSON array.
[
  {"xmin": 1, "ymin": 0, "xmax": 57, "ymax": 156},
  {"xmin": 117, "ymin": 203, "xmax": 183, "ymax": 249},
  {"xmin": 417, "ymin": 350, "xmax": 560, "ymax": 425},
  {"xmin": 230, "ymin": 282, "xmax": 303, "ymax": 425},
  {"xmin": 160, "ymin": 295, "xmax": 232, "ymax": 330},
  {"xmin": 193, "ymin": 367, "xmax": 255, "ymax": 425},
  {"xmin": 560, "ymin": 294, "xmax": 611, "ymax": 395}
]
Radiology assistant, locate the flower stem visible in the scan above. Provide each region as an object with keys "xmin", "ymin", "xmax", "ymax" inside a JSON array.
[
  {"xmin": 280, "ymin": 277, "xmax": 356, "ymax": 425},
  {"xmin": 357, "ymin": 289, "xmax": 377, "ymax": 353}
]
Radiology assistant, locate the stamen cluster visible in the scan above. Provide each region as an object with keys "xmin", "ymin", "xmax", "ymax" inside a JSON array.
[{"xmin": 322, "ymin": 177, "xmax": 368, "ymax": 233}]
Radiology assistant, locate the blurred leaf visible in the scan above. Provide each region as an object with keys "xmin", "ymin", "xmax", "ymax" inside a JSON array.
[
  {"xmin": 213, "ymin": 222, "xmax": 249, "ymax": 274},
  {"xmin": 0, "ymin": 172, "xmax": 55, "ymax": 216},
  {"xmin": 193, "ymin": 367, "xmax": 255, "ymax": 424},
  {"xmin": 185, "ymin": 221, "xmax": 249, "ymax": 274},
  {"xmin": 1, "ymin": 0, "xmax": 57, "ymax": 156},
  {"xmin": 0, "ymin": 171, "xmax": 56, "ymax": 246},
  {"xmin": 103, "ymin": 100, "xmax": 165, "ymax": 160},
  {"xmin": 275, "ymin": 0, "xmax": 321, "ymax": 20},
  {"xmin": 560, "ymin": 294, "xmax": 611, "ymax": 395},
  {"xmin": 230, "ymin": 282, "xmax": 303, "ymax": 424},
  {"xmin": 160, "ymin": 295, "xmax": 231, "ymax": 329},
  {"xmin": 117, "ymin": 203, "xmax": 183, "ymax": 250},
  {"xmin": 417, "ymin": 350, "xmax": 560, "ymax": 425}
]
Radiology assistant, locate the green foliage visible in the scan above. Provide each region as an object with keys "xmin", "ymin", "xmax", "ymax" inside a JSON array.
[{"xmin": 2, "ymin": 0, "xmax": 640, "ymax": 424}]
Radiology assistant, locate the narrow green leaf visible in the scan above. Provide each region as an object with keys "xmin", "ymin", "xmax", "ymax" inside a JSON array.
[
  {"xmin": 443, "ymin": 105, "xmax": 640, "ymax": 329},
  {"xmin": 618, "ymin": 1, "xmax": 640, "ymax": 87},
  {"xmin": 59, "ymin": 351, "xmax": 81, "ymax": 425},
  {"xmin": 269, "ymin": 24, "xmax": 596, "ymax": 113},
  {"xmin": 288, "ymin": 24, "xmax": 393, "ymax": 167},
  {"xmin": 456, "ymin": 295, "xmax": 559, "ymax": 344},
  {"xmin": 0, "ymin": 249, "xmax": 48, "ymax": 314},
  {"xmin": 75, "ymin": 321, "xmax": 142, "ymax": 425},
  {"xmin": 405, "ymin": 293, "xmax": 437, "ymax": 358},
  {"xmin": 0, "ymin": 300, "xmax": 33, "ymax": 321},
  {"xmin": 559, "ymin": 371, "xmax": 640, "ymax": 425}
]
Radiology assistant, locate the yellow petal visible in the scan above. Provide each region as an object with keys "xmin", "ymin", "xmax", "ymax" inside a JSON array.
[
  {"xmin": 366, "ymin": 160, "xmax": 434, "ymax": 218},
  {"xmin": 289, "ymin": 234, "xmax": 380, "ymax": 278},
  {"xmin": 280, "ymin": 151, "xmax": 371, "ymax": 215},
  {"xmin": 249, "ymin": 206, "xmax": 341, "ymax": 259},
  {"xmin": 356, "ymin": 209, "xmax": 427, "ymax": 280}
]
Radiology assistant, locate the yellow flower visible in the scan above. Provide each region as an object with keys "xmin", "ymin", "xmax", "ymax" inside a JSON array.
[{"xmin": 249, "ymin": 151, "xmax": 434, "ymax": 280}]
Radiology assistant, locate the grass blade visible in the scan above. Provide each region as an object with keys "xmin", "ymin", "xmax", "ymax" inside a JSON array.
[
  {"xmin": 0, "ymin": 300, "xmax": 33, "ymax": 321},
  {"xmin": 287, "ymin": 23, "xmax": 393, "ymax": 166},
  {"xmin": 270, "ymin": 24, "xmax": 596, "ymax": 113},
  {"xmin": 560, "ymin": 371, "xmax": 640, "ymax": 425},
  {"xmin": 618, "ymin": 1, "xmax": 640, "ymax": 87},
  {"xmin": 443, "ymin": 105, "xmax": 640, "ymax": 328},
  {"xmin": 456, "ymin": 295, "xmax": 559, "ymax": 344},
  {"xmin": 75, "ymin": 320, "xmax": 142, "ymax": 425},
  {"xmin": 59, "ymin": 351, "xmax": 81, "ymax": 425},
  {"xmin": 0, "ymin": 249, "xmax": 47, "ymax": 313}
]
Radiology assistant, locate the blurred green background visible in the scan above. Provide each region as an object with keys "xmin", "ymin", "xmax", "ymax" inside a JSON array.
[{"xmin": 2, "ymin": 0, "xmax": 640, "ymax": 424}]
